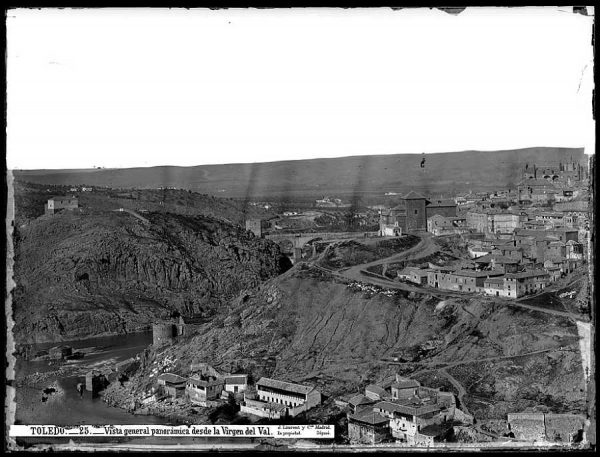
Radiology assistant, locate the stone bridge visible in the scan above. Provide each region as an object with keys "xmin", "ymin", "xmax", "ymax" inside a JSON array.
[{"xmin": 265, "ymin": 231, "xmax": 379, "ymax": 262}]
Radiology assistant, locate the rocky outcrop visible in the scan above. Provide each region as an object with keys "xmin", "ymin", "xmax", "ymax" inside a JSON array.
[{"xmin": 12, "ymin": 211, "xmax": 291, "ymax": 343}]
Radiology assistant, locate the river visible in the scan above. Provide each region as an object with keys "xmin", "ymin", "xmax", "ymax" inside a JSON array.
[
  {"xmin": 14, "ymin": 331, "xmax": 170, "ymax": 426},
  {"xmin": 11, "ymin": 331, "xmax": 256, "ymax": 448}
]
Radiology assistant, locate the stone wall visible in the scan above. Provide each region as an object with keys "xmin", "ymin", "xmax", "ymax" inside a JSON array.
[
  {"xmin": 507, "ymin": 413, "xmax": 547, "ymax": 441},
  {"xmin": 348, "ymin": 422, "xmax": 391, "ymax": 445},
  {"xmin": 544, "ymin": 414, "xmax": 585, "ymax": 443}
]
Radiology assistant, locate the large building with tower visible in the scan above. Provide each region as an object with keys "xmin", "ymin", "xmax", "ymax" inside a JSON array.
[
  {"xmin": 245, "ymin": 219, "xmax": 270, "ymax": 238},
  {"xmin": 380, "ymin": 191, "xmax": 457, "ymax": 235},
  {"xmin": 152, "ymin": 316, "xmax": 186, "ymax": 347}
]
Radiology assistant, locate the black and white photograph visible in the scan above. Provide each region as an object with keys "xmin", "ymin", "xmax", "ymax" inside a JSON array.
[{"xmin": 4, "ymin": 6, "xmax": 595, "ymax": 452}]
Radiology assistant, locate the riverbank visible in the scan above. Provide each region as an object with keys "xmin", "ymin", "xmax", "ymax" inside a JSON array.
[
  {"xmin": 102, "ymin": 382, "xmax": 214, "ymax": 425},
  {"xmin": 12, "ymin": 331, "xmax": 169, "ymax": 427},
  {"xmin": 15, "ymin": 327, "xmax": 153, "ymax": 354}
]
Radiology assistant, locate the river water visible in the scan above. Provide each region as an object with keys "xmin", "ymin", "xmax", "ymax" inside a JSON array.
[
  {"xmin": 12, "ymin": 332, "xmax": 255, "ymax": 448},
  {"xmin": 14, "ymin": 331, "xmax": 169, "ymax": 426}
]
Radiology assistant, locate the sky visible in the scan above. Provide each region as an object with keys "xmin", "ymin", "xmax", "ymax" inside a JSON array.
[{"xmin": 6, "ymin": 7, "xmax": 595, "ymax": 170}]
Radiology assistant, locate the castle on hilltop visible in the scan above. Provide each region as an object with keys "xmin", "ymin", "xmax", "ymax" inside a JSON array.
[{"xmin": 522, "ymin": 160, "xmax": 586, "ymax": 183}]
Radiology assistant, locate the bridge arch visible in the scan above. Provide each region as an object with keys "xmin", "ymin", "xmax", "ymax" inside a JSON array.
[{"xmin": 265, "ymin": 231, "xmax": 378, "ymax": 262}]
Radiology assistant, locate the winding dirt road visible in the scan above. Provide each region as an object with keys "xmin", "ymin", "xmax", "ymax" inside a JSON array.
[{"xmin": 311, "ymin": 234, "xmax": 588, "ymax": 322}]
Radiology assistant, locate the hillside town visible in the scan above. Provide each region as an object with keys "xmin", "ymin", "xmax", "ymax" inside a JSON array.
[
  {"xmin": 379, "ymin": 161, "xmax": 589, "ymax": 299},
  {"xmin": 16, "ymin": 158, "xmax": 592, "ymax": 448},
  {"xmin": 133, "ymin": 319, "xmax": 588, "ymax": 447}
]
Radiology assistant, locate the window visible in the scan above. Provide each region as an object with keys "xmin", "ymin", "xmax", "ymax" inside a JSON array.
[{"xmin": 414, "ymin": 210, "xmax": 418, "ymax": 214}]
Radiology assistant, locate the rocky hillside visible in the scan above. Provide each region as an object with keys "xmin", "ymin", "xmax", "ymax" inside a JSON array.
[
  {"xmin": 121, "ymin": 265, "xmax": 586, "ymax": 421},
  {"xmin": 11, "ymin": 211, "xmax": 291, "ymax": 344}
]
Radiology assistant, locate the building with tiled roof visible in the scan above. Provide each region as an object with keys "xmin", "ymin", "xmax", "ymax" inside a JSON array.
[
  {"xmin": 156, "ymin": 373, "xmax": 187, "ymax": 399},
  {"xmin": 347, "ymin": 409, "xmax": 391, "ymax": 444},
  {"xmin": 365, "ymin": 384, "xmax": 392, "ymax": 401},
  {"xmin": 427, "ymin": 268, "xmax": 504, "ymax": 293},
  {"xmin": 348, "ymin": 393, "xmax": 376, "ymax": 413},
  {"xmin": 224, "ymin": 374, "xmax": 248, "ymax": 394},
  {"xmin": 186, "ymin": 375, "xmax": 224, "ymax": 404},
  {"xmin": 45, "ymin": 195, "xmax": 78, "ymax": 215},
  {"xmin": 391, "ymin": 376, "xmax": 420, "ymax": 400},
  {"xmin": 246, "ymin": 377, "xmax": 321, "ymax": 418}
]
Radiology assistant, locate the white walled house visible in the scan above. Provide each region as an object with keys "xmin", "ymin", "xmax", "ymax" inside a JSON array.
[
  {"xmin": 240, "ymin": 377, "xmax": 321, "ymax": 418},
  {"xmin": 224, "ymin": 374, "xmax": 248, "ymax": 394}
]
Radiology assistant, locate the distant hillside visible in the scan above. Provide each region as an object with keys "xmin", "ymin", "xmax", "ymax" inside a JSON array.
[
  {"xmin": 13, "ymin": 180, "xmax": 276, "ymax": 227},
  {"xmin": 14, "ymin": 147, "xmax": 587, "ymax": 200}
]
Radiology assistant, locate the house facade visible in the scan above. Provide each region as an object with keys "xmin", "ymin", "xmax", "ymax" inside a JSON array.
[
  {"xmin": 45, "ymin": 196, "xmax": 78, "ymax": 215},
  {"xmin": 186, "ymin": 375, "xmax": 224, "ymax": 405},
  {"xmin": 347, "ymin": 409, "xmax": 392, "ymax": 444},
  {"xmin": 157, "ymin": 373, "xmax": 187, "ymax": 399},
  {"xmin": 427, "ymin": 215, "xmax": 469, "ymax": 236},
  {"xmin": 504, "ymin": 270, "xmax": 550, "ymax": 298},
  {"xmin": 240, "ymin": 377, "xmax": 321, "ymax": 418},
  {"xmin": 425, "ymin": 199, "xmax": 458, "ymax": 219},
  {"xmin": 224, "ymin": 374, "xmax": 248, "ymax": 394},
  {"xmin": 397, "ymin": 267, "xmax": 429, "ymax": 285},
  {"xmin": 427, "ymin": 269, "xmax": 504, "ymax": 293}
]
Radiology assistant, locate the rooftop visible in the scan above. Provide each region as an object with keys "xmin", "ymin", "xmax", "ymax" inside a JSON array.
[
  {"xmin": 348, "ymin": 394, "xmax": 375, "ymax": 407},
  {"xmin": 225, "ymin": 375, "xmax": 248, "ymax": 385},
  {"xmin": 348, "ymin": 409, "xmax": 390, "ymax": 426},
  {"xmin": 505, "ymin": 270, "xmax": 549, "ymax": 279},
  {"xmin": 452, "ymin": 269, "xmax": 504, "ymax": 278},
  {"xmin": 365, "ymin": 384, "xmax": 389, "ymax": 397},
  {"xmin": 399, "ymin": 267, "xmax": 429, "ymax": 276},
  {"xmin": 374, "ymin": 399, "xmax": 441, "ymax": 417},
  {"xmin": 403, "ymin": 190, "xmax": 428, "ymax": 200},
  {"xmin": 496, "ymin": 246, "xmax": 522, "ymax": 251},
  {"xmin": 507, "ymin": 412, "xmax": 545, "ymax": 421},
  {"xmin": 188, "ymin": 375, "xmax": 223, "ymax": 387},
  {"xmin": 48, "ymin": 195, "xmax": 77, "ymax": 201},
  {"xmin": 256, "ymin": 377, "xmax": 315, "ymax": 395},
  {"xmin": 391, "ymin": 379, "xmax": 420, "ymax": 390},
  {"xmin": 427, "ymin": 199, "xmax": 457, "ymax": 207},
  {"xmin": 491, "ymin": 256, "xmax": 520, "ymax": 265},
  {"xmin": 473, "ymin": 254, "xmax": 493, "ymax": 264},
  {"xmin": 484, "ymin": 277, "xmax": 505, "ymax": 285},
  {"xmin": 157, "ymin": 373, "xmax": 186, "ymax": 384}
]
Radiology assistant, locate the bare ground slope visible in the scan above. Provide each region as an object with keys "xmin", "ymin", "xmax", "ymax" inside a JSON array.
[{"xmin": 122, "ymin": 265, "xmax": 586, "ymax": 420}]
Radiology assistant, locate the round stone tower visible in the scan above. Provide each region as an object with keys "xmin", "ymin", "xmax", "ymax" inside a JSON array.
[{"xmin": 152, "ymin": 322, "xmax": 175, "ymax": 347}]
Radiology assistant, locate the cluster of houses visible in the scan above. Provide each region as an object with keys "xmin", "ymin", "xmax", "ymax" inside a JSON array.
[
  {"xmin": 151, "ymin": 364, "xmax": 322, "ymax": 419},
  {"xmin": 336, "ymin": 374, "xmax": 473, "ymax": 445},
  {"xmin": 381, "ymin": 161, "xmax": 588, "ymax": 299},
  {"xmin": 398, "ymin": 226, "xmax": 584, "ymax": 298},
  {"xmin": 382, "ymin": 160, "xmax": 587, "ymax": 238},
  {"xmin": 315, "ymin": 196, "xmax": 351, "ymax": 208}
]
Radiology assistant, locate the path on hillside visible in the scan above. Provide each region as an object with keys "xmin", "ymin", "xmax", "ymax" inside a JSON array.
[
  {"xmin": 438, "ymin": 368, "xmax": 471, "ymax": 416},
  {"xmin": 112, "ymin": 208, "xmax": 150, "ymax": 224},
  {"xmin": 339, "ymin": 234, "xmax": 439, "ymax": 282},
  {"xmin": 310, "ymin": 233, "xmax": 590, "ymax": 322},
  {"xmin": 384, "ymin": 343, "xmax": 578, "ymax": 371},
  {"xmin": 504, "ymin": 301, "xmax": 576, "ymax": 319},
  {"xmin": 314, "ymin": 263, "xmax": 588, "ymax": 322}
]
